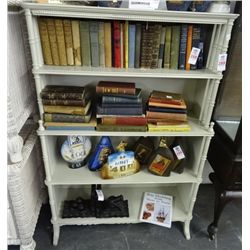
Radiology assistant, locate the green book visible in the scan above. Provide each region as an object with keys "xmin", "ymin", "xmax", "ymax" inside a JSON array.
[
  {"xmin": 89, "ymin": 21, "xmax": 99, "ymax": 67},
  {"xmin": 163, "ymin": 26, "xmax": 172, "ymax": 69},
  {"xmin": 170, "ymin": 25, "xmax": 181, "ymax": 69},
  {"xmin": 80, "ymin": 21, "xmax": 91, "ymax": 66},
  {"xmin": 99, "ymin": 22, "xmax": 105, "ymax": 67},
  {"xmin": 96, "ymin": 124, "xmax": 147, "ymax": 132}
]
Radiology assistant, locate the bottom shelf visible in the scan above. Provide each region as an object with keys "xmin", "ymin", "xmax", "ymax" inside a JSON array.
[{"xmin": 55, "ymin": 185, "xmax": 190, "ymax": 226}]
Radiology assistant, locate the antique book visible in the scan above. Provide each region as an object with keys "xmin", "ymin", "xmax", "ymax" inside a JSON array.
[
  {"xmin": 124, "ymin": 20, "xmax": 129, "ymax": 68},
  {"xmin": 80, "ymin": 21, "xmax": 91, "ymax": 66},
  {"xmin": 135, "ymin": 23, "xmax": 142, "ymax": 69},
  {"xmin": 97, "ymin": 104, "xmax": 143, "ymax": 116},
  {"xmin": 120, "ymin": 22, "xmax": 124, "ymax": 68},
  {"xmin": 147, "ymin": 118, "xmax": 188, "ymax": 125},
  {"xmin": 104, "ymin": 22, "xmax": 112, "ymax": 67},
  {"xmin": 151, "ymin": 24, "xmax": 162, "ymax": 69},
  {"xmin": 63, "ymin": 19, "xmax": 74, "ymax": 65},
  {"xmin": 148, "ymin": 99, "xmax": 187, "ymax": 109},
  {"xmin": 146, "ymin": 111, "xmax": 187, "ymax": 121},
  {"xmin": 150, "ymin": 90, "xmax": 183, "ymax": 102},
  {"xmin": 178, "ymin": 24, "xmax": 188, "ymax": 70},
  {"xmin": 46, "ymin": 18, "xmax": 60, "ymax": 65},
  {"xmin": 163, "ymin": 26, "xmax": 172, "ymax": 69},
  {"xmin": 38, "ymin": 17, "xmax": 53, "ymax": 65},
  {"xmin": 113, "ymin": 21, "xmax": 121, "ymax": 68},
  {"xmin": 149, "ymin": 97, "xmax": 182, "ymax": 105},
  {"xmin": 99, "ymin": 22, "xmax": 105, "ymax": 67},
  {"xmin": 100, "ymin": 88, "xmax": 141, "ymax": 99},
  {"xmin": 158, "ymin": 26, "xmax": 166, "ymax": 68},
  {"xmin": 41, "ymin": 85, "xmax": 86, "ymax": 100},
  {"xmin": 43, "ymin": 111, "xmax": 92, "ymax": 123},
  {"xmin": 96, "ymin": 124, "xmax": 147, "ymax": 132},
  {"xmin": 101, "ymin": 103, "xmax": 143, "ymax": 109},
  {"xmin": 128, "ymin": 23, "xmax": 136, "ymax": 68},
  {"xmin": 185, "ymin": 25, "xmax": 193, "ymax": 70},
  {"xmin": 44, "ymin": 101, "xmax": 91, "ymax": 115},
  {"xmin": 71, "ymin": 20, "xmax": 81, "ymax": 66},
  {"xmin": 42, "ymin": 98, "xmax": 89, "ymax": 106},
  {"xmin": 89, "ymin": 21, "xmax": 99, "ymax": 67},
  {"xmin": 101, "ymin": 116, "xmax": 147, "ymax": 126},
  {"xmin": 148, "ymin": 106, "xmax": 187, "ymax": 114},
  {"xmin": 147, "ymin": 123, "xmax": 191, "ymax": 132},
  {"xmin": 190, "ymin": 25, "xmax": 201, "ymax": 70},
  {"xmin": 102, "ymin": 95, "xmax": 142, "ymax": 104},
  {"xmin": 54, "ymin": 19, "xmax": 67, "ymax": 66},
  {"xmin": 96, "ymin": 81, "xmax": 136, "ymax": 95},
  {"xmin": 170, "ymin": 25, "xmax": 181, "ymax": 69}
]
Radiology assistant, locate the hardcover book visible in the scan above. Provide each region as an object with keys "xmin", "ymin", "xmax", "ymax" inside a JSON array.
[
  {"xmin": 80, "ymin": 21, "xmax": 91, "ymax": 66},
  {"xmin": 113, "ymin": 21, "xmax": 121, "ymax": 68},
  {"xmin": 90, "ymin": 21, "xmax": 100, "ymax": 67},
  {"xmin": 146, "ymin": 111, "xmax": 187, "ymax": 121},
  {"xmin": 158, "ymin": 26, "xmax": 166, "ymax": 68},
  {"xmin": 99, "ymin": 22, "xmax": 105, "ymax": 67},
  {"xmin": 120, "ymin": 22, "xmax": 124, "ymax": 68},
  {"xmin": 135, "ymin": 23, "xmax": 142, "ymax": 69},
  {"xmin": 101, "ymin": 103, "xmax": 143, "ymax": 109},
  {"xmin": 38, "ymin": 17, "xmax": 53, "ymax": 65},
  {"xmin": 185, "ymin": 25, "xmax": 193, "ymax": 70},
  {"xmin": 190, "ymin": 25, "xmax": 201, "ymax": 70},
  {"xmin": 148, "ymin": 106, "xmax": 187, "ymax": 114},
  {"xmin": 128, "ymin": 23, "xmax": 136, "ymax": 68},
  {"xmin": 147, "ymin": 123, "xmax": 191, "ymax": 132},
  {"xmin": 124, "ymin": 21, "xmax": 129, "ymax": 68},
  {"xmin": 148, "ymin": 100, "xmax": 187, "ymax": 109},
  {"xmin": 99, "ymin": 88, "xmax": 141, "ymax": 99},
  {"xmin": 96, "ymin": 124, "xmax": 147, "ymax": 132},
  {"xmin": 150, "ymin": 90, "xmax": 183, "ymax": 102},
  {"xmin": 170, "ymin": 25, "xmax": 181, "ymax": 69},
  {"xmin": 179, "ymin": 24, "xmax": 188, "ymax": 70},
  {"xmin": 96, "ymin": 81, "xmax": 136, "ymax": 95},
  {"xmin": 151, "ymin": 24, "xmax": 162, "ymax": 69},
  {"xmin": 55, "ymin": 19, "xmax": 67, "ymax": 66},
  {"xmin": 163, "ymin": 26, "xmax": 172, "ymax": 69},
  {"xmin": 97, "ymin": 104, "xmax": 143, "ymax": 116},
  {"xmin": 101, "ymin": 116, "xmax": 147, "ymax": 126},
  {"xmin": 42, "ymin": 98, "xmax": 89, "ymax": 106},
  {"xmin": 104, "ymin": 22, "xmax": 112, "ymax": 67},
  {"xmin": 63, "ymin": 19, "xmax": 74, "ymax": 65},
  {"xmin": 71, "ymin": 20, "xmax": 82, "ymax": 66},
  {"xmin": 102, "ymin": 96, "xmax": 142, "ymax": 104}
]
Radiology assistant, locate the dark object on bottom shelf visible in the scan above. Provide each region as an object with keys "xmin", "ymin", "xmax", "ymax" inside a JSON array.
[{"xmin": 62, "ymin": 185, "xmax": 129, "ymax": 219}]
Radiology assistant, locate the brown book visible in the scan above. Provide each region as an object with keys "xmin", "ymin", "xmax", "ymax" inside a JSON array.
[
  {"xmin": 96, "ymin": 81, "xmax": 136, "ymax": 95},
  {"xmin": 146, "ymin": 111, "xmax": 187, "ymax": 121},
  {"xmin": 101, "ymin": 116, "xmax": 147, "ymax": 126},
  {"xmin": 46, "ymin": 18, "xmax": 60, "ymax": 65},
  {"xmin": 54, "ymin": 19, "xmax": 67, "ymax": 66},
  {"xmin": 104, "ymin": 22, "xmax": 112, "ymax": 67},
  {"xmin": 150, "ymin": 90, "xmax": 182, "ymax": 101},
  {"xmin": 42, "ymin": 98, "xmax": 89, "ymax": 106},
  {"xmin": 63, "ymin": 19, "xmax": 74, "ymax": 65},
  {"xmin": 38, "ymin": 17, "xmax": 53, "ymax": 65},
  {"xmin": 149, "ymin": 97, "xmax": 182, "ymax": 105},
  {"xmin": 148, "ymin": 99, "xmax": 187, "ymax": 109},
  {"xmin": 185, "ymin": 25, "xmax": 193, "ymax": 71},
  {"xmin": 71, "ymin": 20, "xmax": 81, "ymax": 66},
  {"xmin": 151, "ymin": 24, "xmax": 162, "ymax": 69}
]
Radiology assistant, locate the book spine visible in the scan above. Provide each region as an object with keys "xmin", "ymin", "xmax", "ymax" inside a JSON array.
[
  {"xmin": 128, "ymin": 24, "xmax": 136, "ymax": 68},
  {"xmin": 41, "ymin": 92, "xmax": 84, "ymax": 100},
  {"xmin": 151, "ymin": 24, "xmax": 162, "ymax": 69},
  {"xmin": 102, "ymin": 96, "xmax": 141, "ymax": 104},
  {"xmin": 148, "ymin": 101, "xmax": 186, "ymax": 109},
  {"xmin": 96, "ymin": 86, "xmax": 135, "ymax": 95},
  {"xmin": 148, "ymin": 127, "xmax": 190, "ymax": 132},
  {"xmin": 46, "ymin": 18, "xmax": 60, "ymax": 65},
  {"xmin": 46, "ymin": 126, "xmax": 95, "ymax": 131},
  {"xmin": 135, "ymin": 23, "xmax": 142, "ymax": 69},
  {"xmin": 158, "ymin": 26, "xmax": 166, "ymax": 68},
  {"xmin": 96, "ymin": 124, "xmax": 147, "ymax": 132},
  {"xmin": 63, "ymin": 19, "xmax": 74, "ymax": 66},
  {"xmin": 148, "ymin": 106, "xmax": 187, "ymax": 114},
  {"xmin": 42, "ymin": 98, "xmax": 88, "ymax": 106},
  {"xmin": 101, "ymin": 103, "xmax": 143, "ymax": 108},
  {"xmin": 38, "ymin": 17, "xmax": 53, "ymax": 65},
  {"xmin": 104, "ymin": 22, "xmax": 112, "ymax": 67},
  {"xmin": 99, "ymin": 22, "xmax": 105, "ymax": 67},
  {"xmin": 89, "ymin": 21, "xmax": 100, "ymax": 67},
  {"xmin": 97, "ymin": 105, "xmax": 143, "ymax": 116},
  {"xmin": 197, "ymin": 41, "xmax": 204, "ymax": 69},
  {"xmin": 54, "ymin": 19, "xmax": 67, "ymax": 66},
  {"xmin": 149, "ymin": 97, "xmax": 181, "ymax": 105},
  {"xmin": 170, "ymin": 25, "xmax": 181, "ymax": 69},
  {"xmin": 124, "ymin": 21, "xmax": 129, "ymax": 68},
  {"xmin": 113, "ymin": 21, "xmax": 121, "ymax": 68},
  {"xmin": 178, "ymin": 24, "xmax": 188, "ymax": 70},
  {"xmin": 102, "ymin": 117, "xmax": 147, "ymax": 126},
  {"xmin": 163, "ymin": 26, "xmax": 172, "ymax": 69},
  {"xmin": 146, "ymin": 111, "xmax": 187, "ymax": 121},
  {"xmin": 44, "ymin": 113, "xmax": 91, "ymax": 123},
  {"xmin": 43, "ymin": 105, "xmax": 87, "ymax": 115},
  {"xmin": 120, "ymin": 22, "xmax": 124, "ymax": 68},
  {"xmin": 185, "ymin": 25, "xmax": 193, "ymax": 71},
  {"xmin": 190, "ymin": 25, "xmax": 201, "ymax": 70},
  {"xmin": 80, "ymin": 21, "xmax": 91, "ymax": 66},
  {"xmin": 71, "ymin": 20, "xmax": 81, "ymax": 66}
]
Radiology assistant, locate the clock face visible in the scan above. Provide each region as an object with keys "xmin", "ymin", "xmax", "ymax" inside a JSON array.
[{"xmin": 61, "ymin": 136, "xmax": 92, "ymax": 164}]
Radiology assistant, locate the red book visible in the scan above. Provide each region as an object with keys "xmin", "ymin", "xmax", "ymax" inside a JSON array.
[
  {"xmin": 101, "ymin": 116, "xmax": 147, "ymax": 126},
  {"xmin": 149, "ymin": 97, "xmax": 182, "ymax": 105},
  {"xmin": 113, "ymin": 21, "xmax": 121, "ymax": 68},
  {"xmin": 96, "ymin": 81, "xmax": 136, "ymax": 95}
]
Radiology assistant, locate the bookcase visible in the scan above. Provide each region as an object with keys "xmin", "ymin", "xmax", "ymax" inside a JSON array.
[{"xmin": 21, "ymin": 2, "xmax": 238, "ymax": 246}]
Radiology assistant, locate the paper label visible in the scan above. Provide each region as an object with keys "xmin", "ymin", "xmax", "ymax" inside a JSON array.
[
  {"xmin": 188, "ymin": 47, "xmax": 201, "ymax": 65},
  {"xmin": 67, "ymin": 136, "xmax": 85, "ymax": 161},
  {"xmin": 173, "ymin": 145, "xmax": 185, "ymax": 160},
  {"xmin": 217, "ymin": 53, "xmax": 227, "ymax": 72},
  {"xmin": 96, "ymin": 189, "xmax": 104, "ymax": 201},
  {"xmin": 129, "ymin": 0, "xmax": 160, "ymax": 10}
]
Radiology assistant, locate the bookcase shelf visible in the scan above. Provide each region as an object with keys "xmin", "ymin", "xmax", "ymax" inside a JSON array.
[{"xmin": 22, "ymin": 2, "xmax": 238, "ymax": 247}]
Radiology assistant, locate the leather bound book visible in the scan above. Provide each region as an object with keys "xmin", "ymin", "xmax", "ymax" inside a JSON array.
[
  {"xmin": 42, "ymin": 98, "xmax": 89, "ymax": 106},
  {"xmin": 113, "ymin": 21, "xmax": 121, "ymax": 68},
  {"xmin": 38, "ymin": 17, "xmax": 53, "ymax": 65},
  {"xmin": 151, "ymin": 24, "xmax": 162, "ymax": 69},
  {"xmin": 71, "ymin": 20, "xmax": 82, "ymax": 66},
  {"xmin": 179, "ymin": 24, "xmax": 188, "ymax": 70},
  {"xmin": 46, "ymin": 18, "xmax": 60, "ymax": 65},
  {"xmin": 104, "ymin": 22, "xmax": 112, "ymax": 67},
  {"xmin": 101, "ymin": 116, "xmax": 147, "ymax": 126},
  {"xmin": 185, "ymin": 25, "xmax": 193, "ymax": 70},
  {"xmin": 54, "ymin": 19, "xmax": 67, "ymax": 66},
  {"xmin": 63, "ymin": 19, "xmax": 74, "ymax": 65},
  {"xmin": 163, "ymin": 26, "xmax": 172, "ymax": 69},
  {"xmin": 170, "ymin": 25, "xmax": 181, "ymax": 69},
  {"xmin": 120, "ymin": 22, "xmax": 124, "ymax": 68},
  {"xmin": 148, "ymin": 99, "xmax": 187, "ymax": 109},
  {"xmin": 90, "ymin": 21, "xmax": 100, "ymax": 67},
  {"xmin": 158, "ymin": 26, "xmax": 166, "ymax": 68},
  {"xmin": 99, "ymin": 22, "xmax": 105, "ymax": 67},
  {"xmin": 97, "ymin": 104, "xmax": 143, "ymax": 116},
  {"xmin": 96, "ymin": 81, "xmax": 135, "ymax": 95},
  {"xmin": 80, "ymin": 21, "xmax": 91, "ymax": 66},
  {"xmin": 146, "ymin": 111, "xmax": 187, "ymax": 121},
  {"xmin": 135, "ymin": 23, "xmax": 142, "ymax": 69}
]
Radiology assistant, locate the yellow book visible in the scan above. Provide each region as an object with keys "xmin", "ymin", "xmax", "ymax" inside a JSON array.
[
  {"xmin": 104, "ymin": 22, "xmax": 112, "ymax": 67},
  {"xmin": 99, "ymin": 22, "xmax": 105, "ymax": 67},
  {"xmin": 148, "ymin": 123, "xmax": 191, "ymax": 132},
  {"xmin": 38, "ymin": 17, "xmax": 53, "ymax": 65},
  {"xmin": 54, "ymin": 19, "xmax": 67, "ymax": 66},
  {"xmin": 44, "ymin": 101, "xmax": 91, "ymax": 115},
  {"xmin": 71, "ymin": 20, "xmax": 82, "ymax": 66},
  {"xmin": 44, "ymin": 118, "xmax": 97, "ymax": 128},
  {"xmin": 63, "ymin": 19, "xmax": 74, "ymax": 65},
  {"xmin": 46, "ymin": 18, "xmax": 60, "ymax": 65},
  {"xmin": 124, "ymin": 21, "xmax": 129, "ymax": 68}
]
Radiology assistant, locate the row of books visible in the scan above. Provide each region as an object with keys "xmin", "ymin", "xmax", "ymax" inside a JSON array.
[{"xmin": 38, "ymin": 17, "xmax": 206, "ymax": 70}]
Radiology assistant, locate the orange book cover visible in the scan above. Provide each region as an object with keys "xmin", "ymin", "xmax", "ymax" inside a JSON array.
[{"xmin": 185, "ymin": 25, "xmax": 193, "ymax": 71}]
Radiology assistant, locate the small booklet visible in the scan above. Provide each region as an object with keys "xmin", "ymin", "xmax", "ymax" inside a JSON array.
[{"xmin": 139, "ymin": 192, "xmax": 173, "ymax": 228}]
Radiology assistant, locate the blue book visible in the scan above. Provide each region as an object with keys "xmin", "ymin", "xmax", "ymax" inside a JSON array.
[
  {"xmin": 97, "ymin": 104, "xmax": 143, "ymax": 116},
  {"xmin": 178, "ymin": 24, "xmax": 188, "ymax": 70},
  {"xmin": 128, "ymin": 24, "xmax": 136, "ymax": 68},
  {"xmin": 148, "ymin": 106, "xmax": 187, "ymax": 114},
  {"xmin": 102, "ymin": 96, "xmax": 142, "ymax": 104}
]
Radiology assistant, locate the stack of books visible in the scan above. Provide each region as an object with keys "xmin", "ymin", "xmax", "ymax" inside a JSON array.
[
  {"xmin": 41, "ymin": 85, "xmax": 96, "ymax": 130},
  {"xmin": 146, "ymin": 90, "xmax": 191, "ymax": 132},
  {"xmin": 96, "ymin": 81, "xmax": 147, "ymax": 132}
]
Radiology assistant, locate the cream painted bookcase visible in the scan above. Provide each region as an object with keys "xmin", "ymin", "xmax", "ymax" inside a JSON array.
[{"xmin": 22, "ymin": 2, "xmax": 238, "ymax": 246}]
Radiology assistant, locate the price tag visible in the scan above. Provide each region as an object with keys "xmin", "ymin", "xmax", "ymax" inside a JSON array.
[
  {"xmin": 188, "ymin": 47, "xmax": 201, "ymax": 65},
  {"xmin": 129, "ymin": 0, "xmax": 160, "ymax": 10},
  {"xmin": 173, "ymin": 145, "xmax": 185, "ymax": 160},
  {"xmin": 96, "ymin": 189, "xmax": 104, "ymax": 201},
  {"xmin": 217, "ymin": 53, "xmax": 227, "ymax": 72}
]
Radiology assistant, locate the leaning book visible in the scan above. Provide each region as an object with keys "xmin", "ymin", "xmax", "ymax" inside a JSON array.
[{"xmin": 139, "ymin": 192, "xmax": 173, "ymax": 228}]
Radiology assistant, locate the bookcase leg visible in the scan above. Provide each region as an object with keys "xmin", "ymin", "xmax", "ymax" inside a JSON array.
[
  {"xmin": 20, "ymin": 239, "xmax": 36, "ymax": 250},
  {"xmin": 183, "ymin": 220, "xmax": 191, "ymax": 240},
  {"xmin": 53, "ymin": 224, "xmax": 60, "ymax": 246}
]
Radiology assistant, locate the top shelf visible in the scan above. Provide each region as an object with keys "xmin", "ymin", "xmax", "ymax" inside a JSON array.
[{"xmin": 22, "ymin": 3, "xmax": 238, "ymax": 24}]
